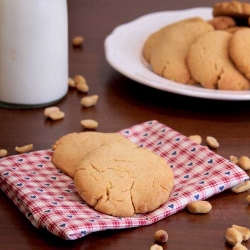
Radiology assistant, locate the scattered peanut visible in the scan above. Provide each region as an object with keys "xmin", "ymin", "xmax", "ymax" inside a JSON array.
[
  {"xmin": 150, "ymin": 244, "xmax": 163, "ymax": 250},
  {"xmin": 231, "ymin": 180, "xmax": 250, "ymax": 193},
  {"xmin": 80, "ymin": 119, "xmax": 98, "ymax": 129},
  {"xmin": 15, "ymin": 144, "xmax": 33, "ymax": 154},
  {"xmin": 76, "ymin": 80, "xmax": 89, "ymax": 93},
  {"xmin": 44, "ymin": 106, "xmax": 60, "ymax": 117},
  {"xmin": 81, "ymin": 95, "xmax": 98, "ymax": 107},
  {"xmin": 226, "ymin": 227, "xmax": 243, "ymax": 246},
  {"xmin": 233, "ymin": 242, "xmax": 248, "ymax": 250},
  {"xmin": 246, "ymin": 195, "xmax": 250, "ymax": 203},
  {"xmin": 74, "ymin": 75, "xmax": 85, "ymax": 83},
  {"xmin": 48, "ymin": 110, "xmax": 65, "ymax": 121},
  {"xmin": 186, "ymin": 200, "xmax": 212, "ymax": 214},
  {"xmin": 188, "ymin": 135, "xmax": 202, "ymax": 144},
  {"xmin": 68, "ymin": 77, "xmax": 76, "ymax": 88},
  {"xmin": 0, "ymin": 149, "xmax": 8, "ymax": 158},
  {"xmin": 206, "ymin": 136, "xmax": 219, "ymax": 149},
  {"xmin": 154, "ymin": 229, "xmax": 168, "ymax": 243},
  {"xmin": 232, "ymin": 225, "xmax": 250, "ymax": 241},
  {"xmin": 73, "ymin": 75, "xmax": 89, "ymax": 93},
  {"xmin": 230, "ymin": 155, "xmax": 239, "ymax": 165},
  {"xmin": 238, "ymin": 156, "xmax": 250, "ymax": 171},
  {"xmin": 72, "ymin": 36, "xmax": 84, "ymax": 46}
]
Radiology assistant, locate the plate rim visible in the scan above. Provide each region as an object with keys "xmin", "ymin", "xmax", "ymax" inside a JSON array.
[{"xmin": 104, "ymin": 7, "xmax": 250, "ymax": 101}]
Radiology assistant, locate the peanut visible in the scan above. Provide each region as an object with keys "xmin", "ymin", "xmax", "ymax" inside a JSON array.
[
  {"xmin": 154, "ymin": 229, "xmax": 168, "ymax": 243},
  {"xmin": 44, "ymin": 106, "xmax": 60, "ymax": 117},
  {"xmin": 48, "ymin": 110, "xmax": 65, "ymax": 121},
  {"xmin": 15, "ymin": 144, "xmax": 33, "ymax": 154},
  {"xmin": 246, "ymin": 195, "xmax": 250, "ymax": 203},
  {"xmin": 231, "ymin": 180, "xmax": 250, "ymax": 193},
  {"xmin": 238, "ymin": 156, "xmax": 250, "ymax": 170},
  {"xmin": 81, "ymin": 95, "xmax": 98, "ymax": 107},
  {"xmin": 188, "ymin": 135, "xmax": 202, "ymax": 144},
  {"xmin": 232, "ymin": 225, "xmax": 250, "ymax": 241},
  {"xmin": 72, "ymin": 36, "xmax": 84, "ymax": 46},
  {"xmin": 150, "ymin": 244, "xmax": 163, "ymax": 250},
  {"xmin": 206, "ymin": 136, "xmax": 219, "ymax": 149},
  {"xmin": 186, "ymin": 200, "xmax": 212, "ymax": 214},
  {"xmin": 229, "ymin": 155, "xmax": 239, "ymax": 164},
  {"xmin": 68, "ymin": 77, "xmax": 76, "ymax": 88},
  {"xmin": 226, "ymin": 228, "xmax": 243, "ymax": 246},
  {"xmin": 80, "ymin": 119, "xmax": 98, "ymax": 129},
  {"xmin": 0, "ymin": 149, "xmax": 8, "ymax": 158},
  {"xmin": 74, "ymin": 75, "xmax": 89, "ymax": 93},
  {"xmin": 76, "ymin": 81, "xmax": 89, "ymax": 93},
  {"xmin": 233, "ymin": 243, "xmax": 248, "ymax": 250}
]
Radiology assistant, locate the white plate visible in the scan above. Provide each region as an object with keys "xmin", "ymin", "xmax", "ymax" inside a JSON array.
[{"xmin": 104, "ymin": 7, "xmax": 250, "ymax": 101}]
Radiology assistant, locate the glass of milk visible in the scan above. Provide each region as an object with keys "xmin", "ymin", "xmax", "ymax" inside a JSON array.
[{"xmin": 0, "ymin": 0, "xmax": 68, "ymax": 109}]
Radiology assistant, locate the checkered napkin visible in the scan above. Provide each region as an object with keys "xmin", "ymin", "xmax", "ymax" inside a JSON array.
[{"xmin": 0, "ymin": 120, "xmax": 248, "ymax": 240}]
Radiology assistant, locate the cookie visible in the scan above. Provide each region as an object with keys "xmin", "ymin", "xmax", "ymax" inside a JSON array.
[
  {"xmin": 143, "ymin": 17, "xmax": 213, "ymax": 84},
  {"xmin": 225, "ymin": 26, "xmax": 246, "ymax": 33},
  {"xmin": 208, "ymin": 16, "xmax": 236, "ymax": 30},
  {"xmin": 228, "ymin": 28, "xmax": 250, "ymax": 80},
  {"xmin": 186, "ymin": 30, "xmax": 250, "ymax": 90},
  {"xmin": 52, "ymin": 132, "xmax": 136, "ymax": 178},
  {"xmin": 74, "ymin": 141, "xmax": 174, "ymax": 217},
  {"xmin": 213, "ymin": 1, "xmax": 250, "ymax": 26}
]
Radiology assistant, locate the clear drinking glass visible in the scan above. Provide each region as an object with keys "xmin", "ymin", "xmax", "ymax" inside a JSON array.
[{"xmin": 0, "ymin": 0, "xmax": 68, "ymax": 109}]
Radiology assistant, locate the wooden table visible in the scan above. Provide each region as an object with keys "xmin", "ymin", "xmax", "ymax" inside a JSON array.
[{"xmin": 1, "ymin": 0, "xmax": 250, "ymax": 249}]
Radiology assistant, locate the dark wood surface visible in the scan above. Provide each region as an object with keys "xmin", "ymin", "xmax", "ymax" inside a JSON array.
[{"xmin": 1, "ymin": 0, "xmax": 250, "ymax": 249}]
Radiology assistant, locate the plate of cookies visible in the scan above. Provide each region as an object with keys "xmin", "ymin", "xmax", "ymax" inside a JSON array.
[{"xmin": 105, "ymin": 3, "xmax": 250, "ymax": 100}]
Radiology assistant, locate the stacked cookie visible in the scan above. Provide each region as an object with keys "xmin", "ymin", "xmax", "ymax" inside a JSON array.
[
  {"xmin": 143, "ymin": 1, "xmax": 250, "ymax": 90},
  {"xmin": 52, "ymin": 132, "xmax": 174, "ymax": 217}
]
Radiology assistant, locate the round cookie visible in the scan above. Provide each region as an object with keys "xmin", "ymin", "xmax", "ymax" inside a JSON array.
[
  {"xmin": 229, "ymin": 28, "xmax": 250, "ymax": 80},
  {"xmin": 143, "ymin": 17, "xmax": 214, "ymax": 84},
  {"xmin": 213, "ymin": 1, "xmax": 250, "ymax": 26},
  {"xmin": 186, "ymin": 30, "xmax": 250, "ymax": 90},
  {"xmin": 52, "ymin": 132, "xmax": 136, "ymax": 178},
  {"xmin": 74, "ymin": 141, "xmax": 174, "ymax": 217},
  {"xmin": 208, "ymin": 16, "xmax": 236, "ymax": 30}
]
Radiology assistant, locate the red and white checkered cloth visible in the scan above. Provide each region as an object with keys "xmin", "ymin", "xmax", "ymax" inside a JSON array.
[{"xmin": 0, "ymin": 120, "xmax": 248, "ymax": 240}]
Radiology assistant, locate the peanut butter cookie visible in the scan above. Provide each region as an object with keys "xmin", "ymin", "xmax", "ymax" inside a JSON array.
[
  {"xmin": 186, "ymin": 30, "xmax": 250, "ymax": 90},
  {"xmin": 213, "ymin": 1, "xmax": 250, "ymax": 26},
  {"xmin": 208, "ymin": 16, "xmax": 236, "ymax": 30},
  {"xmin": 52, "ymin": 132, "xmax": 136, "ymax": 178},
  {"xmin": 74, "ymin": 141, "xmax": 174, "ymax": 217},
  {"xmin": 228, "ymin": 28, "xmax": 250, "ymax": 80},
  {"xmin": 143, "ymin": 17, "xmax": 214, "ymax": 84}
]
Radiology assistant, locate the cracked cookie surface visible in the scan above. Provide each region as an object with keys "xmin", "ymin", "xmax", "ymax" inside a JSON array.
[
  {"xmin": 74, "ymin": 141, "xmax": 174, "ymax": 217},
  {"xmin": 186, "ymin": 30, "xmax": 250, "ymax": 90},
  {"xmin": 228, "ymin": 28, "xmax": 250, "ymax": 80},
  {"xmin": 52, "ymin": 132, "xmax": 136, "ymax": 178}
]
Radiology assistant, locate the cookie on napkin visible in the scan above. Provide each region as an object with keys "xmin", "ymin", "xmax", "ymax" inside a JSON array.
[
  {"xmin": 74, "ymin": 140, "xmax": 174, "ymax": 217},
  {"xmin": 186, "ymin": 30, "xmax": 250, "ymax": 90},
  {"xmin": 52, "ymin": 132, "xmax": 136, "ymax": 178}
]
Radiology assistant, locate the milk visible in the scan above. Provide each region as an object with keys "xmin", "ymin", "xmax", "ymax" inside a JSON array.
[{"xmin": 0, "ymin": 0, "xmax": 68, "ymax": 108}]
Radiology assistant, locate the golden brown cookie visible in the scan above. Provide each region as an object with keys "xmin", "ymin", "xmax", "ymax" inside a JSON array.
[
  {"xmin": 52, "ymin": 132, "xmax": 136, "ymax": 178},
  {"xmin": 208, "ymin": 16, "xmax": 236, "ymax": 30},
  {"xmin": 186, "ymin": 30, "xmax": 250, "ymax": 90},
  {"xmin": 74, "ymin": 141, "xmax": 174, "ymax": 217},
  {"xmin": 225, "ymin": 25, "xmax": 247, "ymax": 33},
  {"xmin": 213, "ymin": 1, "xmax": 250, "ymax": 26},
  {"xmin": 213, "ymin": 1, "xmax": 250, "ymax": 17},
  {"xmin": 143, "ymin": 17, "xmax": 214, "ymax": 84},
  {"xmin": 228, "ymin": 28, "xmax": 250, "ymax": 80}
]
